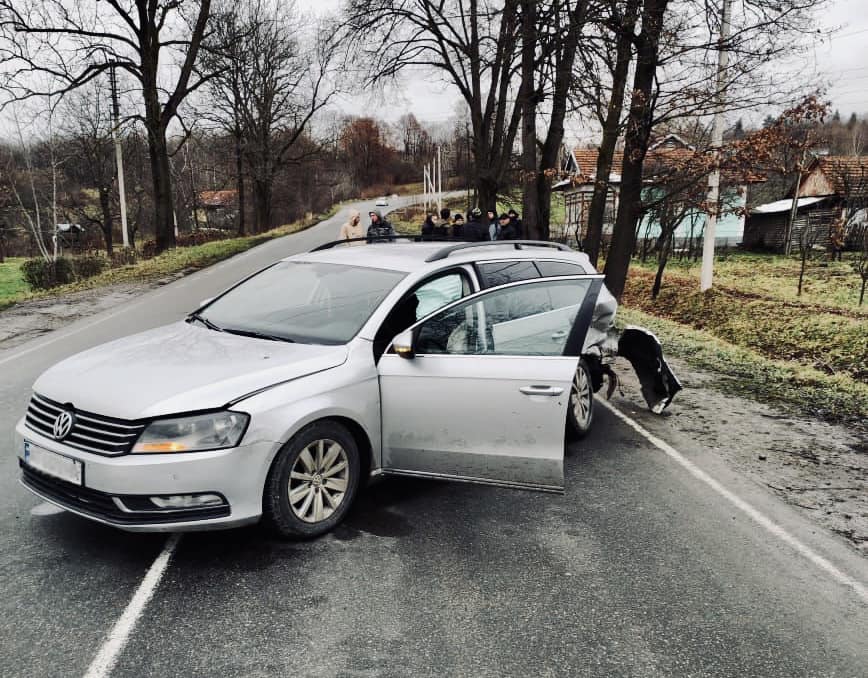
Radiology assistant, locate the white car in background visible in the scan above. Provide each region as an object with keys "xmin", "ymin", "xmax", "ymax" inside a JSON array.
[
  {"xmin": 375, "ymin": 196, "xmax": 389, "ymax": 206},
  {"xmin": 16, "ymin": 240, "xmax": 680, "ymax": 538}
]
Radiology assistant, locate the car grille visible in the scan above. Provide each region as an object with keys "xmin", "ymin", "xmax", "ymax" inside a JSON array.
[
  {"xmin": 20, "ymin": 464, "xmax": 230, "ymax": 525},
  {"xmin": 25, "ymin": 393, "xmax": 146, "ymax": 457}
]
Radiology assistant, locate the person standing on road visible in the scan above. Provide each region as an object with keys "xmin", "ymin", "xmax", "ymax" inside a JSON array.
[
  {"xmin": 464, "ymin": 207, "xmax": 490, "ymax": 242},
  {"xmin": 486, "ymin": 209, "xmax": 499, "ymax": 240},
  {"xmin": 451, "ymin": 213, "xmax": 465, "ymax": 239},
  {"xmin": 367, "ymin": 210, "xmax": 397, "ymax": 243},
  {"xmin": 339, "ymin": 210, "xmax": 365, "ymax": 245},
  {"xmin": 421, "ymin": 213, "xmax": 437, "ymax": 240},
  {"xmin": 435, "ymin": 208, "xmax": 451, "ymax": 238},
  {"xmin": 507, "ymin": 209, "xmax": 524, "ymax": 239},
  {"xmin": 498, "ymin": 212, "xmax": 519, "ymax": 240}
]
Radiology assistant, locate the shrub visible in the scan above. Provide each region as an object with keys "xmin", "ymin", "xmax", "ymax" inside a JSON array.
[
  {"xmin": 111, "ymin": 248, "xmax": 138, "ymax": 267},
  {"xmin": 73, "ymin": 254, "xmax": 107, "ymax": 279},
  {"xmin": 20, "ymin": 257, "xmax": 75, "ymax": 289}
]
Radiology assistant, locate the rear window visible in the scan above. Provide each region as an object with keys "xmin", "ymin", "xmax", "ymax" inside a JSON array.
[{"xmin": 477, "ymin": 259, "xmax": 589, "ymax": 288}]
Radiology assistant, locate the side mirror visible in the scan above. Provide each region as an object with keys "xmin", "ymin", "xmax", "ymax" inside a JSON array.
[
  {"xmin": 392, "ymin": 329, "xmax": 415, "ymax": 359},
  {"xmin": 199, "ymin": 297, "xmax": 214, "ymax": 308}
]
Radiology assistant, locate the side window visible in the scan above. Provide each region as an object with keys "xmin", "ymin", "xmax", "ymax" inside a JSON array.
[
  {"xmin": 477, "ymin": 261, "xmax": 540, "ymax": 288},
  {"xmin": 415, "ymin": 278, "xmax": 593, "ymax": 357},
  {"xmin": 414, "ymin": 273, "xmax": 466, "ymax": 319},
  {"xmin": 374, "ymin": 269, "xmax": 471, "ymax": 360},
  {"xmin": 535, "ymin": 261, "xmax": 588, "ymax": 277}
]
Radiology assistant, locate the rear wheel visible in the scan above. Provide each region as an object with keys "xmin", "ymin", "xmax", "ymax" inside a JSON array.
[
  {"xmin": 263, "ymin": 421, "xmax": 361, "ymax": 539},
  {"xmin": 567, "ymin": 358, "xmax": 594, "ymax": 439}
]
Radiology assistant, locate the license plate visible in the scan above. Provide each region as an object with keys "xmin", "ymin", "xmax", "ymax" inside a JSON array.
[{"xmin": 23, "ymin": 441, "xmax": 83, "ymax": 486}]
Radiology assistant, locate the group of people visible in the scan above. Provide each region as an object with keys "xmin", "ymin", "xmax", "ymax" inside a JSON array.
[
  {"xmin": 337, "ymin": 205, "xmax": 525, "ymax": 246},
  {"xmin": 421, "ymin": 207, "xmax": 524, "ymax": 242},
  {"xmin": 338, "ymin": 209, "xmax": 396, "ymax": 246}
]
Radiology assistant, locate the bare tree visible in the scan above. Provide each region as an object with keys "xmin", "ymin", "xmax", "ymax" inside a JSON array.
[
  {"xmin": 201, "ymin": 0, "xmax": 340, "ymax": 232},
  {"xmin": 1, "ymin": 0, "xmax": 214, "ymax": 253},
  {"xmin": 61, "ymin": 83, "xmax": 118, "ymax": 255},
  {"xmin": 346, "ymin": 0, "xmax": 523, "ymax": 210}
]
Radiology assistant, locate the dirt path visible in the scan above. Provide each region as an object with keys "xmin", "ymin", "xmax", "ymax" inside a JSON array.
[{"xmin": 1, "ymin": 275, "xmax": 865, "ymax": 553}]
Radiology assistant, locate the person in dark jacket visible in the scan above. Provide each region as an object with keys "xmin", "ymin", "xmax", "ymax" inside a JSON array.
[
  {"xmin": 498, "ymin": 212, "xmax": 519, "ymax": 240},
  {"xmin": 451, "ymin": 213, "xmax": 465, "ymax": 239},
  {"xmin": 464, "ymin": 207, "xmax": 490, "ymax": 242},
  {"xmin": 367, "ymin": 210, "xmax": 396, "ymax": 243},
  {"xmin": 421, "ymin": 213, "xmax": 437, "ymax": 240},
  {"xmin": 507, "ymin": 209, "xmax": 524, "ymax": 239},
  {"xmin": 434, "ymin": 208, "xmax": 450, "ymax": 238}
]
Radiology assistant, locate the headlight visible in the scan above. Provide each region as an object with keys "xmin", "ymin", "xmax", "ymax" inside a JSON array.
[{"xmin": 132, "ymin": 411, "xmax": 249, "ymax": 453}]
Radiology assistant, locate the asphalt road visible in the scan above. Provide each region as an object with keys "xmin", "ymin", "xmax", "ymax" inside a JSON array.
[{"xmin": 1, "ymin": 199, "xmax": 866, "ymax": 677}]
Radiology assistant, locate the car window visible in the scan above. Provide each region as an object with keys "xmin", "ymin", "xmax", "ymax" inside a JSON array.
[
  {"xmin": 200, "ymin": 261, "xmax": 405, "ymax": 345},
  {"xmin": 415, "ymin": 278, "xmax": 593, "ymax": 356},
  {"xmin": 476, "ymin": 261, "xmax": 540, "ymax": 288},
  {"xmin": 374, "ymin": 269, "xmax": 472, "ymax": 360},
  {"xmin": 414, "ymin": 273, "xmax": 465, "ymax": 319},
  {"xmin": 535, "ymin": 261, "xmax": 587, "ymax": 277}
]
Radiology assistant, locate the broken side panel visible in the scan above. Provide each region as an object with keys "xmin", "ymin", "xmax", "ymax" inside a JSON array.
[{"xmin": 617, "ymin": 326, "xmax": 683, "ymax": 414}]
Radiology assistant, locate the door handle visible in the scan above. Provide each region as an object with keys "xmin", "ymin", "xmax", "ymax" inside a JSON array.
[
  {"xmin": 551, "ymin": 330, "xmax": 568, "ymax": 341},
  {"xmin": 519, "ymin": 385, "xmax": 564, "ymax": 397}
]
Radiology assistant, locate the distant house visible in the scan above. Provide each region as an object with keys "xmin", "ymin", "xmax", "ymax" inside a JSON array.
[
  {"xmin": 744, "ymin": 155, "xmax": 868, "ymax": 252},
  {"xmin": 197, "ymin": 190, "xmax": 238, "ymax": 229},
  {"xmin": 553, "ymin": 134, "xmax": 758, "ymax": 247}
]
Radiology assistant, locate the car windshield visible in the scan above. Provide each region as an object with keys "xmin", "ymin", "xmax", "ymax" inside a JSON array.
[{"xmin": 198, "ymin": 261, "xmax": 406, "ymax": 345}]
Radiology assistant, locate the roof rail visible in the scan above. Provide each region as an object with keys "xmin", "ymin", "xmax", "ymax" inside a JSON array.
[
  {"xmin": 310, "ymin": 234, "xmax": 486, "ymax": 252},
  {"xmin": 424, "ymin": 240, "xmax": 573, "ymax": 262}
]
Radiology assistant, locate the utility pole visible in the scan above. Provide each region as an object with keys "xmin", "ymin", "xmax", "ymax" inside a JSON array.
[
  {"xmin": 700, "ymin": 0, "xmax": 732, "ymax": 292},
  {"xmin": 109, "ymin": 63, "xmax": 131, "ymax": 249},
  {"xmin": 437, "ymin": 145, "xmax": 442, "ymax": 212}
]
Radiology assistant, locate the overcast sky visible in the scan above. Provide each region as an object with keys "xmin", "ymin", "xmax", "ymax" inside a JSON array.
[{"xmin": 309, "ymin": 0, "xmax": 868, "ymax": 139}]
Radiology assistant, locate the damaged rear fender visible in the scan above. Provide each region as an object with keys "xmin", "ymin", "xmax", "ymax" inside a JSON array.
[{"xmin": 617, "ymin": 326, "xmax": 682, "ymax": 414}]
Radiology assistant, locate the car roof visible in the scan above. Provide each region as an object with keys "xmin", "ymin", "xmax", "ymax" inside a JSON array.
[{"xmin": 288, "ymin": 242, "xmax": 597, "ymax": 274}]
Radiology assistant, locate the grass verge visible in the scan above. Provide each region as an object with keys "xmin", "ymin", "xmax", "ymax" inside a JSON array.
[
  {"xmin": 0, "ymin": 205, "xmax": 339, "ymax": 312},
  {"xmin": 619, "ymin": 305, "xmax": 868, "ymax": 429}
]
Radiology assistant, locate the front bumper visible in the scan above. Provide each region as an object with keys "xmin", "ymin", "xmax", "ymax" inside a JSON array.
[{"xmin": 15, "ymin": 418, "xmax": 278, "ymax": 532}]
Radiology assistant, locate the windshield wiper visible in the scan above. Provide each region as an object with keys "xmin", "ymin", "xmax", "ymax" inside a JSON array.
[
  {"xmin": 222, "ymin": 328, "xmax": 296, "ymax": 343},
  {"xmin": 187, "ymin": 312, "xmax": 224, "ymax": 332}
]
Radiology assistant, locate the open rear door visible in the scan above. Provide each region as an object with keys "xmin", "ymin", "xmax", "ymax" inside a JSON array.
[{"xmin": 378, "ymin": 275, "xmax": 603, "ymax": 492}]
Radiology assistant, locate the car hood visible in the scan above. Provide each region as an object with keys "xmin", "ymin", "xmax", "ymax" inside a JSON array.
[{"xmin": 33, "ymin": 322, "xmax": 348, "ymax": 420}]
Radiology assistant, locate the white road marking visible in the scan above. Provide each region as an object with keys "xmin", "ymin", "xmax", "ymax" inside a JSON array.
[
  {"xmin": 599, "ymin": 399, "xmax": 868, "ymax": 604},
  {"xmin": 83, "ymin": 534, "xmax": 182, "ymax": 678}
]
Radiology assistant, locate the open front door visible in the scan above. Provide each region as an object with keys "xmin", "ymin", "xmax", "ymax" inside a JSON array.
[{"xmin": 378, "ymin": 275, "xmax": 603, "ymax": 492}]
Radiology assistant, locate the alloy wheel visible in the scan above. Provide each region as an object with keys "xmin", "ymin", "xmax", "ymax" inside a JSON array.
[
  {"xmin": 287, "ymin": 438, "xmax": 349, "ymax": 523},
  {"xmin": 571, "ymin": 365, "xmax": 592, "ymax": 428}
]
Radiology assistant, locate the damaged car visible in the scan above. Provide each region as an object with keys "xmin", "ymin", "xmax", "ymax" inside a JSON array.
[{"xmin": 16, "ymin": 239, "xmax": 680, "ymax": 538}]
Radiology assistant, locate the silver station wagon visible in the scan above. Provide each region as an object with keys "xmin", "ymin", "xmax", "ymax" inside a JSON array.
[{"xmin": 16, "ymin": 240, "xmax": 680, "ymax": 538}]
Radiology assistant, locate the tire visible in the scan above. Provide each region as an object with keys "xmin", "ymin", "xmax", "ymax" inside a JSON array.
[
  {"xmin": 263, "ymin": 421, "xmax": 361, "ymax": 539},
  {"xmin": 567, "ymin": 358, "xmax": 594, "ymax": 439}
]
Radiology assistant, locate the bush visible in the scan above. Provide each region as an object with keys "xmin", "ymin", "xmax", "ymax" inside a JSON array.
[
  {"xmin": 20, "ymin": 257, "xmax": 75, "ymax": 289},
  {"xmin": 73, "ymin": 254, "xmax": 107, "ymax": 279},
  {"xmin": 111, "ymin": 248, "xmax": 138, "ymax": 267}
]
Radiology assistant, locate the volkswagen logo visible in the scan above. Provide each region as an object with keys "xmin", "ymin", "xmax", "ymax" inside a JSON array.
[{"xmin": 52, "ymin": 411, "xmax": 75, "ymax": 441}]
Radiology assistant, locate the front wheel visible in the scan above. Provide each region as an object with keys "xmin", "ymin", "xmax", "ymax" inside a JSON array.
[
  {"xmin": 567, "ymin": 358, "xmax": 594, "ymax": 439},
  {"xmin": 263, "ymin": 421, "xmax": 361, "ymax": 539}
]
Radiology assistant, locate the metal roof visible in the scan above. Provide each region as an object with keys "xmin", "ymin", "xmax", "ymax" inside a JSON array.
[{"xmin": 751, "ymin": 196, "xmax": 827, "ymax": 214}]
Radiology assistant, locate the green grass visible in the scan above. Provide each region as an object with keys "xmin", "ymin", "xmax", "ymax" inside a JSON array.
[
  {"xmin": 0, "ymin": 258, "xmax": 28, "ymax": 306},
  {"xmin": 621, "ymin": 249, "xmax": 867, "ymax": 428},
  {"xmin": 631, "ymin": 251, "xmax": 866, "ymax": 310},
  {"xmin": 0, "ymin": 205, "xmax": 339, "ymax": 311}
]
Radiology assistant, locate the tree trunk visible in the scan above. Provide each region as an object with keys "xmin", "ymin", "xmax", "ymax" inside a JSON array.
[
  {"xmin": 252, "ymin": 177, "xmax": 273, "ymax": 233},
  {"xmin": 860, "ymin": 276, "xmax": 866, "ymax": 305},
  {"xmin": 519, "ymin": 0, "xmax": 541, "ymax": 240},
  {"xmin": 98, "ymin": 186, "xmax": 114, "ymax": 256},
  {"xmin": 147, "ymin": 125, "xmax": 176, "ymax": 252},
  {"xmin": 604, "ymin": 0, "xmax": 669, "ymax": 301},
  {"xmin": 797, "ymin": 248, "xmax": 808, "ymax": 296},
  {"xmin": 235, "ymin": 131, "xmax": 246, "ymax": 236},
  {"xmin": 585, "ymin": 0, "xmax": 640, "ymax": 266},
  {"xmin": 652, "ymin": 232, "xmax": 671, "ymax": 298}
]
